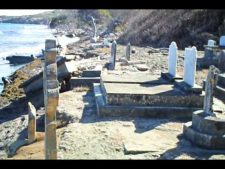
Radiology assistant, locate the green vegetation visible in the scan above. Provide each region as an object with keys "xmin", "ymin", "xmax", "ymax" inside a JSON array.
[
  {"xmin": 115, "ymin": 25, "xmax": 124, "ymax": 33},
  {"xmin": 98, "ymin": 9, "xmax": 112, "ymax": 18}
]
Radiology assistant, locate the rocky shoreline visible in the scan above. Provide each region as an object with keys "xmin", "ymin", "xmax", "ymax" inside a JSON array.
[{"xmin": 0, "ymin": 26, "xmax": 81, "ymax": 157}]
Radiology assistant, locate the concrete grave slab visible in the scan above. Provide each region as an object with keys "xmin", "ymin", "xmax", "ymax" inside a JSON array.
[
  {"xmin": 94, "ymin": 71, "xmax": 204, "ymax": 118},
  {"xmin": 82, "ymin": 70, "xmax": 101, "ymax": 77},
  {"xmin": 70, "ymin": 77, "xmax": 100, "ymax": 89},
  {"xmin": 123, "ymin": 141, "xmax": 159, "ymax": 154},
  {"xmin": 94, "ymin": 83, "xmax": 201, "ymax": 119},
  {"xmin": 101, "ymin": 82, "xmax": 204, "ymax": 107},
  {"xmin": 101, "ymin": 72, "xmax": 169, "ymax": 84}
]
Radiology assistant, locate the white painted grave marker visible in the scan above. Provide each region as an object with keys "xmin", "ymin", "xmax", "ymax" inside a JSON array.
[
  {"xmin": 103, "ymin": 38, "xmax": 110, "ymax": 47},
  {"xmin": 91, "ymin": 16, "xmax": 97, "ymax": 42},
  {"xmin": 168, "ymin": 41, "xmax": 178, "ymax": 77},
  {"xmin": 207, "ymin": 39, "xmax": 216, "ymax": 47},
  {"xmin": 183, "ymin": 46, "xmax": 197, "ymax": 87}
]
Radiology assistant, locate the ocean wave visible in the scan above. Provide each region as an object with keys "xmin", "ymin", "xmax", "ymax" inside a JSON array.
[
  {"xmin": 0, "ymin": 30, "xmax": 20, "ymax": 36},
  {"xmin": 0, "ymin": 23, "xmax": 53, "ymax": 93},
  {"xmin": 20, "ymin": 25, "xmax": 51, "ymax": 35},
  {"xmin": 0, "ymin": 44, "xmax": 44, "ymax": 58}
]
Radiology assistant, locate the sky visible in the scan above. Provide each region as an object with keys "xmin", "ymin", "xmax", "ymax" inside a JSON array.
[{"xmin": 0, "ymin": 10, "xmax": 53, "ymax": 16}]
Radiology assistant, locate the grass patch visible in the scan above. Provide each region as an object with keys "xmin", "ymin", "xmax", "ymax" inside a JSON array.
[{"xmin": 115, "ymin": 25, "xmax": 124, "ymax": 33}]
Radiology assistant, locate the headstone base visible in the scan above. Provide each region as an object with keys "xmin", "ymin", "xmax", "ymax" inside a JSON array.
[
  {"xmin": 204, "ymin": 46, "xmax": 219, "ymax": 59},
  {"xmin": 197, "ymin": 57, "xmax": 218, "ymax": 69},
  {"xmin": 174, "ymin": 79, "xmax": 202, "ymax": 94},
  {"xmin": 161, "ymin": 72, "xmax": 182, "ymax": 82},
  {"xmin": 183, "ymin": 110, "xmax": 225, "ymax": 149}
]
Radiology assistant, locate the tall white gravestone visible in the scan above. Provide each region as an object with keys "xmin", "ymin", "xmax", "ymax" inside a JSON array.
[
  {"xmin": 168, "ymin": 41, "xmax": 178, "ymax": 77},
  {"xmin": 183, "ymin": 46, "xmax": 197, "ymax": 87}
]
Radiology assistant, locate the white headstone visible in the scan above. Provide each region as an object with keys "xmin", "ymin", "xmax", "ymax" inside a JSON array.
[
  {"xmin": 168, "ymin": 41, "xmax": 178, "ymax": 77},
  {"xmin": 183, "ymin": 46, "xmax": 197, "ymax": 87},
  {"xmin": 207, "ymin": 39, "xmax": 216, "ymax": 47},
  {"xmin": 103, "ymin": 38, "xmax": 110, "ymax": 47},
  {"xmin": 219, "ymin": 36, "xmax": 225, "ymax": 47}
]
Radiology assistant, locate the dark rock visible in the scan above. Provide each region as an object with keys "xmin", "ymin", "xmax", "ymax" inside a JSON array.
[
  {"xmin": 136, "ymin": 64, "xmax": 148, "ymax": 71},
  {"xmin": 6, "ymin": 55, "xmax": 35, "ymax": 65},
  {"xmin": 131, "ymin": 48, "xmax": 136, "ymax": 54},
  {"xmin": 66, "ymin": 33, "xmax": 75, "ymax": 38},
  {"xmin": 1, "ymin": 77, "xmax": 11, "ymax": 86}
]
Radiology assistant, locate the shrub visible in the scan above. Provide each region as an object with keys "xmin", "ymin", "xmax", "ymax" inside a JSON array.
[
  {"xmin": 49, "ymin": 15, "xmax": 67, "ymax": 28},
  {"xmin": 98, "ymin": 9, "xmax": 112, "ymax": 18}
]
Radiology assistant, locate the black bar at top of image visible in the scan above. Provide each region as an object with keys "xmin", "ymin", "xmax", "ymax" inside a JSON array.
[{"xmin": 0, "ymin": 0, "xmax": 225, "ymax": 9}]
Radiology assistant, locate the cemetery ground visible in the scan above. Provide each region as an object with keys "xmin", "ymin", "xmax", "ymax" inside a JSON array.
[
  {"xmin": 9, "ymin": 88, "xmax": 225, "ymax": 159},
  {"xmin": 1, "ymin": 41, "xmax": 225, "ymax": 159}
]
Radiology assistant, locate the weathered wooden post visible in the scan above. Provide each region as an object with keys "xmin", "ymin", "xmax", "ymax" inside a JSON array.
[
  {"xmin": 28, "ymin": 102, "xmax": 36, "ymax": 144},
  {"xmin": 43, "ymin": 39, "xmax": 59, "ymax": 159},
  {"xmin": 126, "ymin": 42, "xmax": 131, "ymax": 61},
  {"xmin": 91, "ymin": 16, "xmax": 97, "ymax": 42},
  {"xmin": 203, "ymin": 65, "xmax": 220, "ymax": 116},
  {"xmin": 110, "ymin": 40, "xmax": 117, "ymax": 70}
]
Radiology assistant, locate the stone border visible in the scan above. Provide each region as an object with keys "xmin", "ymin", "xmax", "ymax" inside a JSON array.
[
  {"xmin": 94, "ymin": 83, "xmax": 201, "ymax": 119},
  {"xmin": 183, "ymin": 122, "xmax": 225, "ymax": 150}
]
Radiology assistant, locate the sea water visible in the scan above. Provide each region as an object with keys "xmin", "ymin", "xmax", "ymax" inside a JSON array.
[{"xmin": 0, "ymin": 23, "xmax": 54, "ymax": 93}]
